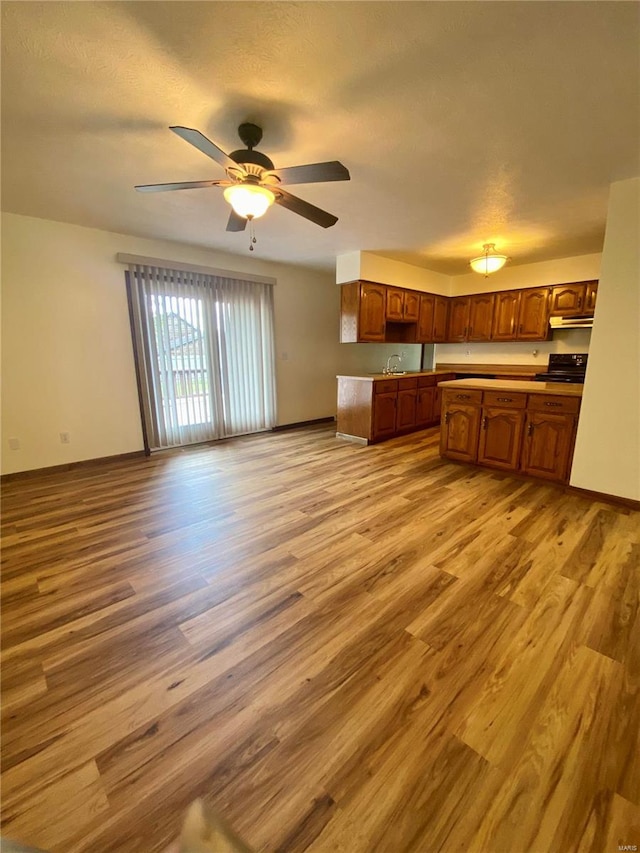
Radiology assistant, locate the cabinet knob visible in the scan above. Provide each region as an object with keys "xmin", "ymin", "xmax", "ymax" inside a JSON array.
[
  {"xmin": 445, "ymin": 412, "xmax": 450, "ymax": 424},
  {"xmin": 527, "ymin": 422, "xmax": 534, "ymax": 436},
  {"xmin": 482, "ymin": 416, "xmax": 487, "ymax": 430},
  {"xmin": 456, "ymin": 393, "xmax": 471, "ymax": 400}
]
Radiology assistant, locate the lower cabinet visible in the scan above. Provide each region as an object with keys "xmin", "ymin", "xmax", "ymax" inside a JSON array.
[
  {"xmin": 440, "ymin": 388, "xmax": 580, "ymax": 483},
  {"xmin": 520, "ymin": 411, "xmax": 577, "ymax": 482},
  {"xmin": 439, "ymin": 389, "xmax": 482, "ymax": 461},
  {"xmin": 396, "ymin": 387, "xmax": 418, "ymax": 432},
  {"xmin": 337, "ymin": 374, "xmax": 454, "ymax": 444},
  {"xmin": 372, "ymin": 391, "xmax": 398, "ymax": 440},
  {"xmin": 477, "ymin": 407, "xmax": 525, "ymax": 470}
]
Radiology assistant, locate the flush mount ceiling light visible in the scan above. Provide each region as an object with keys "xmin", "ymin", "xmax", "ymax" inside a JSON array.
[
  {"xmin": 223, "ymin": 182, "xmax": 275, "ymax": 220},
  {"xmin": 470, "ymin": 243, "xmax": 508, "ymax": 277}
]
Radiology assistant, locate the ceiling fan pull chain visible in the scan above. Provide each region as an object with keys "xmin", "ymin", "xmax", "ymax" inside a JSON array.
[{"xmin": 248, "ymin": 216, "xmax": 256, "ymax": 251}]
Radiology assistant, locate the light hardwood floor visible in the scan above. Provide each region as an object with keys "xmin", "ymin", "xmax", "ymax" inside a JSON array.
[{"xmin": 1, "ymin": 424, "xmax": 638, "ymax": 852}]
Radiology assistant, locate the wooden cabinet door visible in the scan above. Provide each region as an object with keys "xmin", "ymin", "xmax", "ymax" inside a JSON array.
[
  {"xmin": 520, "ymin": 412, "xmax": 576, "ymax": 482},
  {"xmin": 433, "ymin": 296, "xmax": 449, "ymax": 342},
  {"xmin": 518, "ymin": 288, "xmax": 550, "ymax": 340},
  {"xmin": 359, "ymin": 282, "xmax": 386, "ymax": 341},
  {"xmin": 403, "ymin": 290, "xmax": 420, "ymax": 322},
  {"xmin": 549, "ymin": 283, "xmax": 586, "ymax": 316},
  {"xmin": 468, "ymin": 293, "xmax": 495, "ymax": 341},
  {"xmin": 447, "ymin": 297, "xmax": 470, "ymax": 342},
  {"xmin": 440, "ymin": 402, "xmax": 480, "ymax": 462},
  {"xmin": 372, "ymin": 392, "xmax": 397, "ymax": 440},
  {"xmin": 477, "ymin": 407, "xmax": 525, "ymax": 471},
  {"xmin": 418, "ymin": 294, "xmax": 435, "ymax": 342},
  {"xmin": 492, "ymin": 291, "xmax": 520, "ymax": 341},
  {"xmin": 396, "ymin": 389, "xmax": 417, "ymax": 431},
  {"xmin": 585, "ymin": 281, "xmax": 598, "ymax": 313},
  {"xmin": 416, "ymin": 387, "xmax": 435, "ymax": 426},
  {"xmin": 386, "ymin": 287, "xmax": 405, "ymax": 321}
]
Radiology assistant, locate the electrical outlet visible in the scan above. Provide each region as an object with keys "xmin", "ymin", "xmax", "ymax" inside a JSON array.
[
  {"xmin": 8, "ymin": 437, "xmax": 20, "ymax": 451},
  {"xmin": 465, "ymin": 349, "xmax": 471, "ymax": 357},
  {"xmin": 401, "ymin": 350, "xmax": 407, "ymax": 359},
  {"xmin": 60, "ymin": 432, "xmax": 70, "ymax": 444}
]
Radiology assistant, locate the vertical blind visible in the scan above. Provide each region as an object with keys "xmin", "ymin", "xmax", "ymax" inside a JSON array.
[{"xmin": 127, "ymin": 263, "xmax": 276, "ymax": 450}]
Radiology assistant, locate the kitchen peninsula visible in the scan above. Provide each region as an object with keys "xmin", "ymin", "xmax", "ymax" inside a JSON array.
[
  {"xmin": 438, "ymin": 378, "xmax": 583, "ymax": 483},
  {"xmin": 336, "ymin": 370, "xmax": 456, "ymax": 444}
]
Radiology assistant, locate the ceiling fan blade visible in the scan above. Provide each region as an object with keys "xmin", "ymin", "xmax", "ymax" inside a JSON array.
[
  {"xmin": 170, "ymin": 126, "xmax": 239, "ymax": 171},
  {"xmin": 269, "ymin": 161, "xmax": 350, "ymax": 186},
  {"xmin": 274, "ymin": 189, "xmax": 338, "ymax": 228},
  {"xmin": 226, "ymin": 210, "xmax": 248, "ymax": 232},
  {"xmin": 135, "ymin": 180, "xmax": 231, "ymax": 193}
]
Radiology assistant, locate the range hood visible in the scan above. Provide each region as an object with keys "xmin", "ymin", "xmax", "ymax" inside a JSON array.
[{"xmin": 549, "ymin": 315, "xmax": 594, "ymax": 330}]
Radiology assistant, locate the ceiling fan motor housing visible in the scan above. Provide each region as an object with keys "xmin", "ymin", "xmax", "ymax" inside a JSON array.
[{"xmin": 229, "ymin": 122, "xmax": 275, "ymax": 172}]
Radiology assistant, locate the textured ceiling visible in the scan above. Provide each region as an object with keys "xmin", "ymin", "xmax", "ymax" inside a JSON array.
[{"xmin": 2, "ymin": 1, "xmax": 639, "ymax": 273}]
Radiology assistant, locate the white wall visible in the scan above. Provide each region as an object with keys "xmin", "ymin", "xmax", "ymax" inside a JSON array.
[
  {"xmin": 449, "ymin": 253, "xmax": 601, "ymax": 295},
  {"xmin": 336, "ymin": 250, "xmax": 450, "ymax": 294},
  {"xmin": 436, "ymin": 329, "xmax": 592, "ymax": 367},
  {"xmin": 0, "ymin": 213, "xmax": 389, "ymax": 474},
  {"xmin": 570, "ymin": 178, "xmax": 640, "ymax": 501}
]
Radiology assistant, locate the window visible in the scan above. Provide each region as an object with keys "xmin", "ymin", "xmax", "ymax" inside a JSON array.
[{"xmin": 126, "ymin": 262, "xmax": 276, "ymax": 450}]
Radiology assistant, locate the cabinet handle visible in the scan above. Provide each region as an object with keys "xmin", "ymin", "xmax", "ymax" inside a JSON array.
[
  {"xmin": 464, "ymin": 326, "xmax": 468, "ymax": 337},
  {"xmin": 482, "ymin": 416, "xmax": 487, "ymax": 430},
  {"xmin": 497, "ymin": 397, "xmax": 513, "ymax": 402},
  {"xmin": 519, "ymin": 324, "xmax": 523, "ymax": 333},
  {"xmin": 544, "ymin": 401, "xmax": 562, "ymax": 407},
  {"xmin": 527, "ymin": 422, "xmax": 534, "ymax": 436},
  {"xmin": 456, "ymin": 393, "xmax": 471, "ymax": 400},
  {"xmin": 577, "ymin": 296, "xmax": 582, "ymax": 308},
  {"xmin": 445, "ymin": 412, "xmax": 450, "ymax": 424}
]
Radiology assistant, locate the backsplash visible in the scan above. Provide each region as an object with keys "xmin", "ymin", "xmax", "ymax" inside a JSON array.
[
  {"xmin": 435, "ymin": 328, "xmax": 591, "ymax": 366},
  {"xmin": 340, "ymin": 342, "xmax": 424, "ymax": 374}
]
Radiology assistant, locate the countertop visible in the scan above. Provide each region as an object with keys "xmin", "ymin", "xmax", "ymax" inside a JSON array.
[
  {"xmin": 336, "ymin": 369, "xmax": 455, "ymax": 381},
  {"xmin": 438, "ymin": 378, "xmax": 583, "ymax": 396},
  {"xmin": 435, "ymin": 363, "xmax": 545, "ymax": 376}
]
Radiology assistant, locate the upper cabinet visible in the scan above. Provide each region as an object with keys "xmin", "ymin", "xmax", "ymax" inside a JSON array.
[
  {"xmin": 386, "ymin": 287, "xmax": 420, "ymax": 322},
  {"xmin": 340, "ymin": 281, "xmax": 386, "ymax": 342},
  {"xmin": 432, "ymin": 296, "xmax": 449, "ymax": 342},
  {"xmin": 340, "ymin": 278, "xmax": 596, "ymax": 344},
  {"xmin": 447, "ymin": 297, "xmax": 471, "ymax": 342},
  {"xmin": 490, "ymin": 288, "xmax": 551, "ymax": 342},
  {"xmin": 518, "ymin": 288, "xmax": 551, "ymax": 340},
  {"xmin": 550, "ymin": 281, "xmax": 598, "ymax": 316},
  {"xmin": 468, "ymin": 293, "xmax": 495, "ymax": 341},
  {"xmin": 492, "ymin": 290, "xmax": 520, "ymax": 341}
]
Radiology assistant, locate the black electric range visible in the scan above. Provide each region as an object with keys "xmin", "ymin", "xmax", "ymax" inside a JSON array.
[{"xmin": 534, "ymin": 353, "xmax": 588, "ymax": 384}]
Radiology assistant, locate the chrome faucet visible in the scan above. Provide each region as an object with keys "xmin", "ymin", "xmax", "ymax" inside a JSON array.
[{"xmin": 384, "ymin": 353, "xmax": 402, "ymax": 375}]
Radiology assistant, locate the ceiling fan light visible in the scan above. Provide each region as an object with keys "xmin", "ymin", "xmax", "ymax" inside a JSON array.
[
  {"xmin": 223, "ymin": 184, "xmax": 275, "ymax": 219},
  {"xmin": 470, "ymin": 243, "xmax": 508, "ymax": 276}
]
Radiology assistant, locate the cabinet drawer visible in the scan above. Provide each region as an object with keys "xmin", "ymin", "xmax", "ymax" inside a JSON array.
[
  {"xmin": 397, "ymin": 377, "xmax": 418, "ymax": 390},
  {"xmin": 483, "ymin": 390, "xmax": 527, "ymax": 409},
  {"xmin": 443, "ymin": 388, "xmax": 483, "ymax": 405},
  {"xmin": 417, "ymin": 375, "xmax": 436, "ymax": 388},
  {"xmin": 374, "ymin": 379, "xmax": 398, "ymax": 394},
  {"xmin": 527, "ymin": 394, "xmax": 580, "ymax": 414},
  {"xmin": 436, "ymin": 373, "xmax": 456, "ymax": 383}
]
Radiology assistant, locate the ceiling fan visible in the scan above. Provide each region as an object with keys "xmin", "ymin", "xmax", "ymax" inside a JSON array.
[{"xmin": 135, "ymin": 123, "xmax": 350, "ymax": 233}]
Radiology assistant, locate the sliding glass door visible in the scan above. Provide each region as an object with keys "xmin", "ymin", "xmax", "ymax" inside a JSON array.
[{"xmin": 127, "ymin": 264, "xmax": 276, "ymax": 450}]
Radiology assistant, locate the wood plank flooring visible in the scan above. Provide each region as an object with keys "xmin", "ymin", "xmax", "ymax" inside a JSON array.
[{"xmin": 1, "ymin": 424, "xmax": 639, "ymax": 852}]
